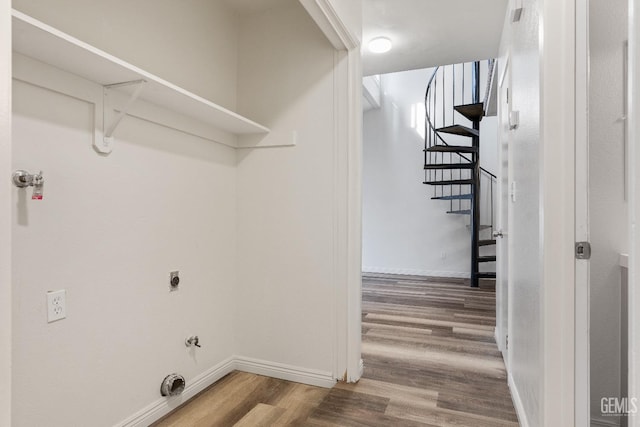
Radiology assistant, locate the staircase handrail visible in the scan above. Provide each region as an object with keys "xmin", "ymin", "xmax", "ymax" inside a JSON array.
[
  {"xmin": 483, "ymin": 59, "xmax": 496, "ymax": 109},
  {"xmin": 424, "ymin": 66, "xmax": 497, "ymax": 182}
]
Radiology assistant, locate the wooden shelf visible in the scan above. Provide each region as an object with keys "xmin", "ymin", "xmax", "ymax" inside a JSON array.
[{"xmin": 11, "ymin": 10, "xmax": 270, "ymax": 138}]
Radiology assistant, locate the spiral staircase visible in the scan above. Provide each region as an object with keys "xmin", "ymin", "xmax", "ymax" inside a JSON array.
[{"xmin": 423, "ymin": 60, "xmax": 497, "ymax": 288}]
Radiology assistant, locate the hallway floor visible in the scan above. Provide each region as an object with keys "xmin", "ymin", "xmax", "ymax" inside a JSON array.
[{"xmin": 154, "ymin": 273, "xmax": 518, "ymax": 426}]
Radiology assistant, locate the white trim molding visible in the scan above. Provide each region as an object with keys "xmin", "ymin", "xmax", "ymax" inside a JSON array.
[
  {"xmin": 508, "ymin": 373, "xmax": 530, "ymax": 427},
  {"xmin": 304, "ymin": 0, "xmax": 363, "ymax": 384},
  {"xmin": 628, "ymin": 2, "xmax": 640, "ymax": 427},
  {"xmin": 115, "ymin": 357, "xmax": 236, "ymax": 427},
  {"xmin": 362, "ymin": 266, "xmax": 470, "ymax": 279},
  {"xmin": 540, "ymin": 0, "xmax": 577, "ymax": 425},
  {"xmin": 345, "ymin": 44, "xmax": 363, "ymax": 384},
  {"xmin": 574, "ymin": 0, "xmax": 590, "ymax": 423},
  {"xmin": 234, "ymin": 356, "xmax": 336, "ymax": 389},
  {"xmin": 299, "ymin": 0, "xmax": 359, "ymax": 50},
  {"xmin": 115, "ymin": 355, "xmax": 336, "ymax": 427}
]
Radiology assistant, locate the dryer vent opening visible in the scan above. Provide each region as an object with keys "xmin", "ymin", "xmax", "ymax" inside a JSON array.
[{"xmin": 160, "ymin": 373, "xmax": 185, "ymax": 397}]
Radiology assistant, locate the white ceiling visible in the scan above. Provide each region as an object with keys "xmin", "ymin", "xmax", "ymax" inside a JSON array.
[
  {"xmin": 362, "ymin": 0, "xmax": 508, "ymax": 76},
  {"xmin": 224, "ymin": 0, "xmax": 508, "ymax": 76}
]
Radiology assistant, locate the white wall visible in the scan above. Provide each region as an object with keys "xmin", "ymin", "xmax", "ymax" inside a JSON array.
[
  {"xmin": 8, "ymin": 0, "xmax": 362, "ymax": 424},
  {"xmin": 498, "ymin": 1, "xmax": 542, "ymax": 425},
  {"xmin": 363, "ymin": 68, "xmax": 469, "ymax": 277},
  {"xmin": 362, "ymin": 66, "xmax": 498, "ymax": 278},
  {"xmin": 11, "ymin": 2, "xmax": 240, "ymax": 426},
  {"xmin": 0, "ymin": 0, "xmax": 11, "ymax": 425},
  {"xmin": 12, "ymin": 71, "xmax": 238, "ymax": 427},
  {"xmin": 13, "ymin": 0, "xmax": 239, "ymax": 110},
  {"xmin": 589, "ymin": 0, "xmax": 629, "ymax": 423},
  {"xmin": 235, "ymin": 2, "xmax": 337, "ymax": 377}
]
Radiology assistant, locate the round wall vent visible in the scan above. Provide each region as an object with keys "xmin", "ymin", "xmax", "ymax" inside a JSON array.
[{"xmin": 160, "ymin": 373, "xmax": 186, "ymax": 397}]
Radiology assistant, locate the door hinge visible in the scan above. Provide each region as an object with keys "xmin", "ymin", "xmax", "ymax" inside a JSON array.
[
  {"xmin": 575, "ymin": 241, "xmax": 591, "ymax": 260},
  {"xmin": 506, "ymin": 334, "xmax": 508, "ymax": 350}
]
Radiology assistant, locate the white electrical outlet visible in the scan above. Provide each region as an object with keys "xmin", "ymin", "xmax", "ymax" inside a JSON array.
[{"xmin": 47, "ymin": 290, "xmax": 66, "ymax": 323}]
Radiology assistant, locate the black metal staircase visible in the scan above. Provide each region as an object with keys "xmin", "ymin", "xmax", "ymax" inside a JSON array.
[{"xmin": 423, "ymin": 60, "xmax": 497, "ymax": 288}]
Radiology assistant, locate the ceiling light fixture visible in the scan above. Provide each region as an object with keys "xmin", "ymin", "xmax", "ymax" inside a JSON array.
[{"xmin": 368, "ymin": 37, "xmax": 392, "ymax": 54}]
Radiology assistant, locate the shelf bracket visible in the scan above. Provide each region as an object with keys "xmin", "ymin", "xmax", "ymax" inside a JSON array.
[{"xmin": 97, "ymin": 79, "xmax": 146, "ymax": 153}]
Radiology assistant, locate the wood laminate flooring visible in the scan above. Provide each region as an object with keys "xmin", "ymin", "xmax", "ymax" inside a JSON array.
[{"xmin": 153, "ymin": 273, "xmax": 518, "ymax": 426}]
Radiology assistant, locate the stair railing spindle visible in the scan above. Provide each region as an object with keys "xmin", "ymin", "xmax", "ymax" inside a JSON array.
[
  {"xmin": 439, "ymin": 160, "xmax": 443, "ymax": 198},
  {"xmin": 431, "ymin": 69, "xmax": 435, "ymax": 186},
  {"xmin": 434, "ymin": 69, "xmax": 438, "ymax": 130},
  {"xmin": 490, "ymin": 176, "xmax": 494, "ymax": 235},
  {"xmin": 442, "ymin": 69, "xmax": 445, "ymax": 128},
  {"xmin": 453, "ymin": 64, "xmax": 456, "ymax": 110},
  {"xmin": 462, "ymin": 63, "xmax": 465, "ymax": 106}
]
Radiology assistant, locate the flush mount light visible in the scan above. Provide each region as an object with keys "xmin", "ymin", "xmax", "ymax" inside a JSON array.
[{"xmin": 368, "ymin": 37, "xmax": 392, "ymax": 54}]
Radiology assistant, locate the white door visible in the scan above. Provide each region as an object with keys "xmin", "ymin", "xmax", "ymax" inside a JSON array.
[{"xmin": 579, "ymin": 0, "xmax": 629, "ymax": 423}]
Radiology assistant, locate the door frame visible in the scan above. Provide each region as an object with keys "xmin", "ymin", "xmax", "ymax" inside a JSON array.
[
  {"xmin": 0, "ymin": 0, "xmax": 11, "ymax": 425},
  {"xmin": 575, "ymin": 0, "xmax": 590, "ymax": 423},
  {"xmin": 627, "ymin": 1, "xmax": 640, "ymax": 425},
  {"xmin": 539, "ymin": 0, "xmax": 577, "ymax": 424},
  {"xmin": 496, "ymin": 55, "xmax": 511, "ymax": 367},
  {"xmin": 299, "ymin": 0, "xmax": 363, "ymax": 383}
]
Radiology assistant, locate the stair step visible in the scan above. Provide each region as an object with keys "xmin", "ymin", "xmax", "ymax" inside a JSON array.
[
  {"xmin": 479, "ymin": 239, "xmax": 497, "ymax": 246},
  {"xmin": 424, "ymin": 163, "xmax": 474, "ymax": 170},
  {"xmin": 476, "ymin": 272, "xmax": 497, "ymax": 279},
  {"xmin": 425, "ymin": 145, "xmax": 478, "ymax": 154},
  {"xmin": 479, "ymin": 256, "xmax": 497, "ymax": 263},
  {"xmin": 454, "ymin": 102, "xmax": 485, "ymax": 121},
  {"xmin": 423, "ymin": 179, "xmax": 474, "ymax": 186},
  {"xmin": 467, "ymin": 224, "xmax": 492, "ymax": 231},
  {"xmin": 431, "ymin": 194, "xmax": 473, "ymax": 200},
  {"xmin": 446, "ymin": 210, "xmax": 471, "ymax": 215},
  {"xmin": 436, "ymin": 125, "xmax": 479, "ymax": 138}
]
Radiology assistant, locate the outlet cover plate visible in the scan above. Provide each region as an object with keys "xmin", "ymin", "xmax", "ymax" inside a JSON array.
[{"xmin": 47, "ymin": 289, "xmax": 66, "ymax": 323}]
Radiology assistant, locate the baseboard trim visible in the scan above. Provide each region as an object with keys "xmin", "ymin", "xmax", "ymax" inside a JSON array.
[
  {"xmin": 116, "ymin": 356, "xmax": 236, "ymax": 427},
  {"xmin": 508, "ymin": 373, "xmax": 530, "ymax": 427},
  {"xmin": 362, "ymin": 266, "xmax": 470, "ymax": 279},
  {"xmin": 494, "ymin": 327, "xmax": 510, "ymax": 368},
  {"xmin": 234, "ymin": 356, "xmax": 336, "ymax": 389},
  {"xmin": 116, "ymin": 355, "xmax": 335, "ymax": 426}
]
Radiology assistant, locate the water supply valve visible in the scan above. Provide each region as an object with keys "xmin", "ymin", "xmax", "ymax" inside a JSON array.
[
  {"xmin": 185, "ymin": 335, "xmax": 201, "ymax": 348},
  {"xmin": 12, "ymin": 169, "xmax": 44, "ymax": 200}
]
